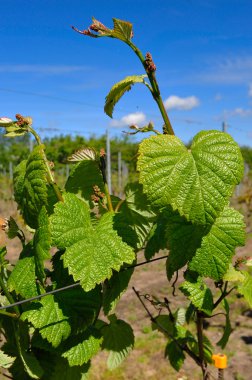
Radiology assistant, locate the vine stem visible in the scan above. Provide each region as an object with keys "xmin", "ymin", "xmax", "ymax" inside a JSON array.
[
  {"xmin": 133, "ymin": 286, "xmax": 202, "ymax": 367},
  {"xmin": 28, "ymin": 126, "xmax": 64, "ymax": 202},
  {"xmin": 196, "ymin": 311, "xmax": 210, "ymax": 380},
  {"xmin": 127, "ymin": 40, "xmax": 175, "ymax": 136}
]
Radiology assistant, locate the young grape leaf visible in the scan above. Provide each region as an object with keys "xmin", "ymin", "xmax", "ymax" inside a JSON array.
[
  {"xmin": 180, "ymin": 274, "xmax": 213, "ymax": 315},
  {"xmin": 65, "ymin": 161, "xmax": 104, "ymax": 207},
  {"xmin": 62, "ymin": 328, "xmax": 102, "ymax": 366},
  {"xmin": 8, "ymin": 242, "xmax": 39, "ymax": 299},
  {"xmin": 50, "ymin": 193, "xmax": 135, "ymax": 291},
  {"xmin": 101, "ymin": 314, "xmax": 134, "ymax": 370},
  {"xmin": 105, "ymin": 75, "xmax": 147, "ymax": 118},
  {"xmin": 137, "ymin": 131, "xmax": 244, "ymax": 225},
  {"xmin": 237, "ymin": 272, "xmax": 252, "ymax": 307},
  {"xmin": 113, "ymin": 182, "xmax": 156, "ymax": 250},
  {"xmin": 189, "ymin": 206, "xmax": 245, "ymax": 280},
  {"xmin": 112, "ymin": 18, "xmax": 133, "ymax": 42},
  {"xmin": 165, "ymin": 341, "xmax": 185, "ymax": 371},
  {"xmin": 144, "ymin": 212, "xmax": 169, "ymax": 260},
  {"xmin": 223, "ymin": 264, "xmax": 245, "ymax": 282}
]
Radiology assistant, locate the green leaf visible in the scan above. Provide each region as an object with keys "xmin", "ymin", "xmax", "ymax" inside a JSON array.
[
  {"xmin": 163, "ymin": 207, "xmax": 208, "ymax": 279},
  {"xmin": 0, "ymin": 350, "xmax": 15, "ymax": 369},
  {"xmin": 50, "ymin": 357, "xmax": 90, "ymax": 380},
  {"xmin": 8, "ymin": 242, "xmax": 39, "ymax": 298},
  {"xmin": 65, "ymin": 160, "xmax": 104, "ymax": 207},
  {"xmin": 114, "ymin": 183, "xmax": 156, "ymax": 249},
  {"xmin": 137, "ymin": 131, "xmax": 244, "ymax": 225},
  {"xmin": 21, "ymin": 295, "xmax": 71, "ymax": 347},
  {"xmin": 217, "ymin": 299, "xmax": 232, "ymax": 349},
  {"xmin": 20, "ymin": 349, "xmax": 44, "ymax": 379},
  {"xmin": 13, "ymin": 145, "xmax": 48, "ymax": 228},
  {"xmin": 105, "ymin": 75, "xmax": 147, "ymax": 118},
  {"xmin": 189, "ymin": 206, "xmax": 245, "ymax": 280},
  {"xmin": 238, "ymin": 272, "xmax": 252, "ymax": 307},
  {"xmin": 112, "ymin": 18, "xmax": 133, "ymax": 41},
  {"xmin": 101, "ymin": 314, "xmax": 134, "ymax": 370},
  {"xmin": 50, "ymin": 193, "xmax": 135, "ymax": 291},
  {"xmin": 180, "ymin": 274, "xmax": 213, "ymax": 315},
  {"xmin": 144, "ymin": 213, "xmax": 169, "ymax": 260},
  {"xmin": 223, "ymin": 264, "xmax": 245, "ymax": 282},
  {"xmin": 165, "ymin": 341, "xmax": 185, "ymax": 371},
  {"xmin": 34, "ymin": 207, "xmax": 51, "ymax": 282},
  {"xmin": 102, "ymin": 267, "xmax": 134, "ymax": 315},
  {"xmin": 62, "ymin": 329, "xmax": 102, "ymax": 366}
]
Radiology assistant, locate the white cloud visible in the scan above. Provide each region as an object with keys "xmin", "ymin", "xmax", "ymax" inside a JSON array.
[
  {"xmin": 224, "ymin": 107, "xmax": 252, "ymax": 118},
  {"xmin": 0, "ymin": 64, "xmax": 90, "ymax": 74},
  {"xmin": 164, "ymin": 95, "xmax": 200, "ymax": 111},
  {"xmin": 110, "ymin": 112, "xmax": 146, "ymax": 128},
  {"xmin": 198, "ymin": 57, "xmax": 252, "ymax": 84}
]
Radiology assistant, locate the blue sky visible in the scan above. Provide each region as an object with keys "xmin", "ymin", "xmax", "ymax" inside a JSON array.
[{"xmin": 1, "ymin": 0, "xmax": 252, "ymax": 146}]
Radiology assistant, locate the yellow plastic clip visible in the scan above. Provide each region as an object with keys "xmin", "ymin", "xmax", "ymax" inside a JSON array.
[{"xmin": 212, "ymin": 353, "xmax": 227, "ymax": 369}]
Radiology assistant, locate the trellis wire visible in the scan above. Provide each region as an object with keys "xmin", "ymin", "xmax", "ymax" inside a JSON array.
[{"xmin": 0, "ymin": 254, "xmax": 169, "ymax": 311}]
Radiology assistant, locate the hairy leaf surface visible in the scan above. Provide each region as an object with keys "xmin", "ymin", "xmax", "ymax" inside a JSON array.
[
  {"xmin": 50, "ymin": 193, "xmax": 135, "ymax": 291},
  {"xmin": 112, "ymin": 18, "xmax": 133, "ymax": 41},
  {"xmin": 137, "ymin": 131, "xmax": 244, "ymax": 225},
  {"xmin": 21, "ymin": 295, "xmax": 71, "ymax": 347},
  {"xmin": 105, "ymin": 75, "xmax": 147, "ymax": 118},
  {"xmin": 189, "ymin": 206, "xmax": 245, "ymax": 280}
]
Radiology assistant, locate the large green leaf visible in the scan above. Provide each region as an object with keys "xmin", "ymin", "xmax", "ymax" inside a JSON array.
[
  {"xmin": 189, "ymin": 206, "xmax": 245, "ymax": 280},
  {"xmin": 50, "ymin": 193, "xmax": 135, "ymax": 291},
  {"xmin": 101, "ymin": 314, "xmax": 134, "ymax": 370},
  {"xmin": 13, "ymin": 145, "xmax": 48, "ymax": 228},
  {"xmin": 8, "ymin": 242, "xmax": 39, "ymax": 299},
  {"xmin": 137, "ymin": 131, "xmax": 244, "ymax": 225},
  {"xmin": 105, "ymin": 75, "xmax": 147, "ymax": 118},
  {"xmin": 62, "ymin": 328, "xmax": 102, "ymax": 366},
  {"xmin": 180, "ymin": 274, "xmax": 213, "ymax": 315},
  {"xmin": 20, "ymin": 349, "xmax": 44, "ymax": 379},
  {"xmin": 114, "ymin": 182, "xmax": 156, "ymax": 249},
  {"xmin": 21, "ymin": 295, "xmax": 71, "ymax": 348},
  {"xmin": 65, "ymin": 161, "xmax": 104, "ymax": 207}
]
